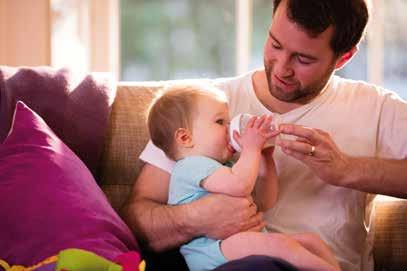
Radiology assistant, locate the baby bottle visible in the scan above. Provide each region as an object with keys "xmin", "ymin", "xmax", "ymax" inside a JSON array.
[{"xmin": 229, "ymin": 113, "xmax": 281, "ymax": 152}]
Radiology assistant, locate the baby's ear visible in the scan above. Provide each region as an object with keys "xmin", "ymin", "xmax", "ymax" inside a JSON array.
[{"xmin": 174, "ymin": 128, "xmax": 194, "ymax": 148}]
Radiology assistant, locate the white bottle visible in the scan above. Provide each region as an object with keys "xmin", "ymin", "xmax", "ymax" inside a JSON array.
[{"xmin": 229, "ymin": 113, "xmax": 281, "ymax": 152}]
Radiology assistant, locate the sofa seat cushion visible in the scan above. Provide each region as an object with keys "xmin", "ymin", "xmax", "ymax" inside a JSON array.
[{"xmin": 0, "ymin": 101, "xmax": 139, "ymax": 266}]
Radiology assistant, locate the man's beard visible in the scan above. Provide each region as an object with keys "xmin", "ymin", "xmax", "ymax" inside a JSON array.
[{"xmin": 264, "ymin": 61, "xmax": 335, "ymax": 103}]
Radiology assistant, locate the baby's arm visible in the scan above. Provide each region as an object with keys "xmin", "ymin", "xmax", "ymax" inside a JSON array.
[
  {"xmin": 201, "ymin": 146, "xmax": 263, "ymax": 197},
  {"xmin": 202, "ymin": 115, "xmax": 276, "ymax": 197},
  {"xmin": 254, "ymin": 147, "xmax": 278, "ymax": 211}
]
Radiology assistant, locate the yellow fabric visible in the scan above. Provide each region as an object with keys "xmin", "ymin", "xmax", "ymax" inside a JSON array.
[
  {"xmin": 139, "ymin": 260, "xmax": 146, "ymax": 271},
  {"xmin": 0, "ymin": 255, "xmax": 145, "ymax": 271},
  {"xmin": 0, "ymin": 256, "xmax": 57, "ymax": 271},
  {"xmin": 0, "ymin": 259, "xmax": 11, "ymax": 270}
]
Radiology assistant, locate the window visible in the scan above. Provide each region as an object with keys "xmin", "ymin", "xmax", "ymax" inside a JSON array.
[
  {"xmin": 50, "ymin": 0, "xmax": 407, "ymax": 99},
  {"xmin": 120, "ymin": 0, "xmax": 236, "ymax": 81},
  {"xmin": 250, "ymin": 0, "xmax": 273, "ymax": 71},
  {"xmin": 337, "ymin": 0, "xmax": 407, "ymax": 99},
  {"xmin": 51, "ymin": 0, "xmax": 119, "ymax": 78},
  {"xmin": 120, "ymin": 0, "xmax": 273, "ymax": 81},
  {"xmin": 383, "ymin": 0, "xmax": 407, "ymax": 99},
  {"xmin": 51, "ymin": 0, "xmax": 91, "ymax": 74}
]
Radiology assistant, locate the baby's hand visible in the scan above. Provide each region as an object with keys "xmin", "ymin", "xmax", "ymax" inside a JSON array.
[{"xmin": 233, "ymin": 115, "xmax": 278, "ymax": 151}]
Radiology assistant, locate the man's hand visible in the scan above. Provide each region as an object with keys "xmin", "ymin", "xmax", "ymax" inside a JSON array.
[
  {"xmin": 277, "ymin": 123, "xmax": 407, "ymax": 197},
  {"xmin": 276, "ymin": 123, "xmax": 350, "ymax": 186},
  {"xmin": 190, "ymin": 193, "xmax": 266, "ymax": 240}
]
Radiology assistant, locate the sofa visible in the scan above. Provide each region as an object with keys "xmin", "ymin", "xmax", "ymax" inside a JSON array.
[
  {"xmin": 0, "ymin": 66, "xmax": 406, "ymax": 270},
  {"xmin": 98, "ymin": 82, "xmax": 407, "ymax": 271}
]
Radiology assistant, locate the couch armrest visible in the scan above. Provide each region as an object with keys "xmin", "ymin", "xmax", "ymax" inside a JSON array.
[{"xmin": 374, "ymin": 199, "xmax": 407, "ymax": 270}]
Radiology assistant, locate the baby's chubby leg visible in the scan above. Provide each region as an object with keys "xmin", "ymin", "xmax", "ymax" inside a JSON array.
[
  {"xmin": 220, "ymin": 231, "xmax": 341, "ymax": 271},
  {"xmin": 290, "ymin": 232, "xmax": 341, "ymax": 270}
]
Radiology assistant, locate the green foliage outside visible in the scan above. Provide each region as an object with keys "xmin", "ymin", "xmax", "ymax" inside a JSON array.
[
  {"xmin": 120, "ymin": 0, "xmax": 407, "ymax": 99},
  {"xmin": 121, "ymin": 0, "xmax": 236, "ymax": 81}
]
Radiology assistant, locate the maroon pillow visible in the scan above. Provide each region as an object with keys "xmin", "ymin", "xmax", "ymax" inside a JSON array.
[
  {"xmin": 0, "ymin": 101, "xmax": 139, "ymax": 266},
  {"xmin": 0, "ymin": 66, "xmax": 116, "ymax": 178}
]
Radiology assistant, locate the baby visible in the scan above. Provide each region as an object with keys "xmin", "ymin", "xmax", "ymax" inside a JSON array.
[{"xmin": 147, "ymin": 84, "xmax": 341, "ymax": 271}]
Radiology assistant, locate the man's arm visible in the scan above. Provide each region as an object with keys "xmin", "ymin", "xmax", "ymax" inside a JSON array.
[
  {"xmin": 121, "ymin": 163, "xmax": 265, "ymax": 252},
  {"xmin": 334, "ymin": 157, "xmax": 407, "ymax": 198},
  {"xmin": 277, "ymin": 124, "xmax": 407, "ymax": 198}
]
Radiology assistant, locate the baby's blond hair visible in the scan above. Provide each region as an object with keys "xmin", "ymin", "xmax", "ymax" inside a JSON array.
[{"xmin": 147, "ymin": 83, "xmax": 227, "ymax": 160}]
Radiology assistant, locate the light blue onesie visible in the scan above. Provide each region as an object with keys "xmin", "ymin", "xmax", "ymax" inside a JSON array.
[{"xmin": 168, "ymin": 155, "xmax": 229, "ymax": 271}]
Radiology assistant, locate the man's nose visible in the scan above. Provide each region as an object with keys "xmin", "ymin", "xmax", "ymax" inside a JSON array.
[{"xmin": 274, "ymin": 54, "xmax": 294, "ymax": 77}]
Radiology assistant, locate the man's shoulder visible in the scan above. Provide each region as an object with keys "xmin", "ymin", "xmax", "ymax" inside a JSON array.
[
  {"xmin": 332, "ymin": 75, "xmax": 398, "ymax": 99},
  {"xmin": 333, "ymin": 75, "xmax": 378, "ymax": 90}
]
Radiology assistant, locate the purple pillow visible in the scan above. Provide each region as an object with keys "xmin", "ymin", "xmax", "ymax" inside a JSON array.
[{"xmin": 0, "ymin": 101, "xmax": 139, "ymax": 266}]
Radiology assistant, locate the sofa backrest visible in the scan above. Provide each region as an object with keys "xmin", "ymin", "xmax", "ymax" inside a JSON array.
[
  {"xmin": 99, "ymin": 82, "xmax": 407, "ymax": 270},
  {"xmin": 99, "ymin": 82, "xmax": 163, "ymax": 211}
]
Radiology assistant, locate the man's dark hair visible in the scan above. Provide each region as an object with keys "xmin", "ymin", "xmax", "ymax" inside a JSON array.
[{"xmin": 273, "ymin": 0, "xmax": 369, "ymax": 55}]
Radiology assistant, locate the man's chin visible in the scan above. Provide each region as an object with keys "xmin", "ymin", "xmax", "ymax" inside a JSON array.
[{"xmin": 271, "ymin": 87, "xmax": 300, "ymax": 102}]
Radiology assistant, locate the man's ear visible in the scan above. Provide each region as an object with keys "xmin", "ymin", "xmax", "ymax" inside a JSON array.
[
  {"xmin": 174, "ymin": 128, "xmax": 194, "ymax": 148},
  {"xmin": 335, "ymin": 46, "xmax": 358, "ymax": 70}
]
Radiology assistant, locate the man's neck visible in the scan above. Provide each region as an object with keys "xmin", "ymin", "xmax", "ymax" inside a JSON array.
[{"xmin": 252, "ymin": 70, "xmax": 327, "ymax": 114}]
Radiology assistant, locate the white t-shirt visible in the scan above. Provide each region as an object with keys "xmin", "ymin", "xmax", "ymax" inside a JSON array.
[{"xmin": 140, "ymin": 70, "xmax": 407, "ymax": 271}]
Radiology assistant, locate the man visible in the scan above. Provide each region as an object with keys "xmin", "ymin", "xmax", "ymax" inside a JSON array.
[{"xmin": 122, "ymin": 0, "xmax": 407, "ymax": 270}]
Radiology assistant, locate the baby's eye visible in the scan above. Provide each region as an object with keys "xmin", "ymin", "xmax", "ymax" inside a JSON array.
[{"xmin": 216, "ymin": 119, "xmax": 224, "ymax": 125}]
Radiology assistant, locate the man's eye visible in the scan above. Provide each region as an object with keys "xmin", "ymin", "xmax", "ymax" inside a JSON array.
[
  {"xmin": 297, "ymin": 56, "xmax": 313, "ymax": 65},
  {"xmin": 216, "ymin": 119, "xmax": 224, "ymax": 125},
  {"xmin": 271, "ymin": 43, "xmax": 281, "ymax": 49}
]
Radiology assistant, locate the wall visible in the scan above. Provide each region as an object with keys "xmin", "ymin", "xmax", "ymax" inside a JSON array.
[{"xmin": 0, "ymin": 0, "xmax": 51, "ymax": 66}]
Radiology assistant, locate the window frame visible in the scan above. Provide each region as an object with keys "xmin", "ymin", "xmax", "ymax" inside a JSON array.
[{"xmin": 51, "ymin": 0, "xmax": 385, "ymax": 85}]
